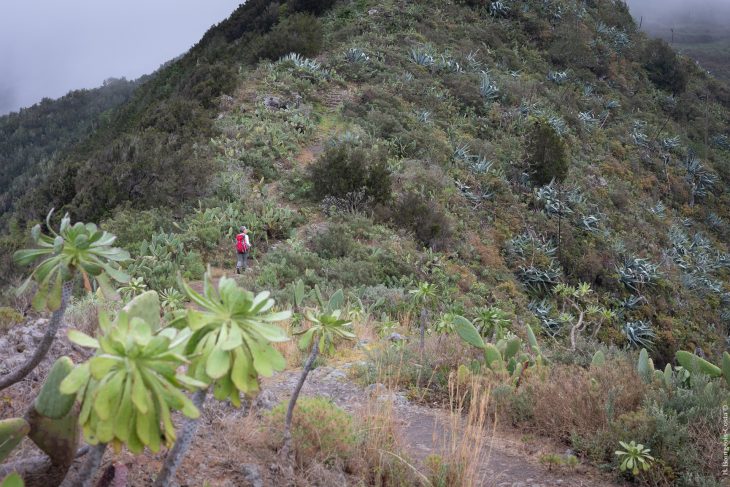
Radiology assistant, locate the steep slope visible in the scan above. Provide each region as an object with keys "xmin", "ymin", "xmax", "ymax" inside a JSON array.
[
  {"xmin": 1, "ymin": 1, "xmax": 728, "ymax": 483},
  {"xmin": 4, "ymin": 0, "xmax": 729, "ymax": 371}
]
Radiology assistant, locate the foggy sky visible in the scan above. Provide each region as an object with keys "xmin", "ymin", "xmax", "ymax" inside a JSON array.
[
  {"xmin": 625, "ymin": 0, "xmax": 730, "ymax": 30},
  {"xmin": 0, "ymin": 0, "xmax": 242, "ymax": 115}
]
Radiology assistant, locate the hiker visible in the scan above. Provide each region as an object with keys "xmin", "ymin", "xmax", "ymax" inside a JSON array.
[{"xmin": 235, "ymin": 226, "xmax": 251, "ymax": 273}]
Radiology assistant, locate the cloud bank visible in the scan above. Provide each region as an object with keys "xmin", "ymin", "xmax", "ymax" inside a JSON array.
[{"xmin": 0, "ymin": 0, "xmax": 242, "ymax": 114}]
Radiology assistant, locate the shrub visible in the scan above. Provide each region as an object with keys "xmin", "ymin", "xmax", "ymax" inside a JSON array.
[
  {"xmin": 643, "ymin": 39, "xmax": 689, "ymax": 94},
  {"xmin": 269, "ymin": 397, "xmax": 358, "ymax": 468},
  {"xmin": 389, "ymin": 192, "xmax": 452, "ymax": 251},
  {"xmin": 0, "ymin": 306, "xmax": 23, "ymax": 333},
  {"xmin": 309, "ymin": 144, "xmax": 392, "ymax": 205},
  {"xmin": 520, "ymin": 361, "xmax": 644, "ymax": 443},
  {"xmin": 312, "ymin": 223, "xmax": 355, "ymax": 259},
  {"xmin": 255, "ymin": 13, "xmax": 323, "ymax": 61},
  {"xmin": 101, "ymin": 209, "xmax": 174, "ymax": 256},
  {"xmin": 288, "ymin": 0, "xmax": 338, "ymax": 15},
  {"xmin": 525, "ymin": 117, "xmax": 569, "ymax": 187}
]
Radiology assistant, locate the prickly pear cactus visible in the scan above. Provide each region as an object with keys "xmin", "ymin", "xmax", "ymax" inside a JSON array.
[
  {"xmin": 0, "ymin": 418, "xmax": 30, "ymax": 462},
  {"xmin": 26, "ymin": 406, "xmax": 79, "ymax": 471},
  {"xmin": 675, "ymin": 350, "xmax": 722, "ymax": 378},
  {"xmin": 0, "ymin": 472, "xmax": 24, "ymax": 487},
  {"xmin": 33, "ymin": 357, "xmax": 76, "ymax": 419},
  {"xmin": 122, "ymin": 290, "xmax": 161, "ymax": 331}
]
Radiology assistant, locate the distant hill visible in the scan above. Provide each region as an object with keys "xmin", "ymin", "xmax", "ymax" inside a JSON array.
[{"xmin": 0, "ymin": 77, "xmax": 140, "ymax": 218}]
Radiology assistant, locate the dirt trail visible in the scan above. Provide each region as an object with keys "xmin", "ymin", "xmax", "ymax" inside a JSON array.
[{"xmin": 262, "ymin": 364, "xmax": 620, "ymax": 487}]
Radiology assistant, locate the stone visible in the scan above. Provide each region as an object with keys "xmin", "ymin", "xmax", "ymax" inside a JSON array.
[
  {"xmin": 252, "ymin": 389, "xmax": 278, "ymax": 411},
  {"xmin": 241, "ymin": 463, "xmax": 263, "ymax": 487},
  {"xmin": 387, "ymin": 332, "xmax": 407, "ymax": 342},
  {"xmin": 263, "ymin": 95, "xmax": 284, "ymax": 110},
  {"xmin": 324, "ymin": 369, "xmax": 347, "ymax": 381}
]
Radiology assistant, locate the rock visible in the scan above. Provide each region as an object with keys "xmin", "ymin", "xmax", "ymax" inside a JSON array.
[
  {"xmin": 365, "ymin": 383, "xmax": 386, "ymax": 396},
  {"xmin": 241, "ymin": 464, "xmax": 263, "ymax": 487},
  {"xmin": 30, "ymin": 328, "xmax": 45, "ymax": 343},
  {"xmin": 368, "ymin": 8, "xmax": 379, "ymax": 15},
  {"xmin": 564, "ymin": 448, "xmax": 575, "ymax": 457},
  {"xmin": 355, "ymin": 339, "xmax": 370, "ymax": 349},
  {"xmin": 252, "ymin": 389, "xmax": 278, "ymax": 411},
  {"xmin": 324, "ymin": 369, "xmax": 347, "ymax": 381},
  {"xmin": 387, "ymin": 332, "xmax": 407, "ymax": 342},
  {"xmin": 219, "ymin": 94, "xmax": 235, "ymax": 111},
  {"xmin": 263, "ymin": 95, "xmax": 285, "ymax": 110}
]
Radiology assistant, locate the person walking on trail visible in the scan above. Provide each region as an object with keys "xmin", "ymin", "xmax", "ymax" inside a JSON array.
[{"xmin": 235, "ymin": 226, "xmax": 251, "ymax": 273}]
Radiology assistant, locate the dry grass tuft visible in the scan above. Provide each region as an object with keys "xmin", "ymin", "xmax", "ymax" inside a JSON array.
[{"xmin": 524, "ymin": 361, "xmax": 644, "ymax": 441}]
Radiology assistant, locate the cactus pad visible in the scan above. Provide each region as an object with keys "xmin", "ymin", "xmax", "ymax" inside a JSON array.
[
  {"xmin": 0, "ymin": 418, "xmax": 29, "ymax": 462},
  {"xmin": 34, "ymin": 356, "xmax": 76, "ymax": 419}
]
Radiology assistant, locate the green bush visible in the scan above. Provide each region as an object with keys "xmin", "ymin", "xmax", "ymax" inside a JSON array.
[
  {"xmin": 288, "ymin": 0, "xmax": 338, "ymax": 15},
  {"xmin": 388, "ymin": 192, "xmax": 452, "ymax": 251},
  {"xmin": 269, "ymin": 397, "xmax": 357, "ymax": 468},
  {"xmin": 255, "ymin": 13, "xmax": 323, "ymax": 61},
  {"xmin": 312, "ymin": 223, "xmax": 356, "ymax": 259},
  {"xmin": 101, "ymin": 208, "xmax": 174, "ymax": 256},
  {"xmin": 643, "ymin": 39, "xmax": 689, "ymax": 94},
  {"xmin": 309, "ymin": 143, "xmax": 392, "ymax": 205},
  {"xmin": 525, "ymin": 117, "xmax": 569, "ymax": 187},
  {"xmin": 0, "ymin": 306, "xmax": 23, "ymax": 333}
]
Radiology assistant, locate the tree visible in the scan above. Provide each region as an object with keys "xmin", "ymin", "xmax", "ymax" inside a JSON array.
[
  {"xmin": 526, "ymin": 118, "xmax": 569, "ymax": 259},
  {"xmin": 409, "ymin": 282, "xmax": 438, "ymax": 352},
  {"xmin": 284, "ymin": 290, "xmax": 354, "ymax": 460},
  {"xmin": 643, "ymin": 39, "xmax": 688, "ymax": 95},
  {"xmin": 2, "ymin": 211, "xmax": 129, "ymax": 392}
]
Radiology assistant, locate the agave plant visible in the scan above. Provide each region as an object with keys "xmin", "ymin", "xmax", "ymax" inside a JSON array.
[
  {"xmin": 518, "ymin": 263, "xmax": 562, "ymax": 294},
  {"xmin": 409, "ymin": 47, "xmax": 434, "ymax": 67},
  {"xmin": 547, "ymin": 70, "xmax": 568, "ymax": 85},
  {"xmin": 661, "ymin": 135, "xmax": 680, "ymax": 151},
  {"xmin": 578, "ymin": 111, "xmax": 598, "ymax": 129},
  {"xmin": 617, "ymin": 257, "xmax": 660, "ymax": 292},
  {"xmin": 283, "ymin": 290, "xmax": 354, "ymax": 459},
  {"xmin": 489, "ymin": 0, "xmax": 510, "ymax": 17},
  {"xmin": 685, "ymin": 153, "xmax": 718, "ymax": 206},
  {"xmin": 622, "ymin": 321, "xmax": 656, "ymax": 349},
  {"xmin": 279, "ymin": 52, "xmax": 329, "ymax": 78},
  {"xmin": 581, "ymin": 214, "xmax": 601, "ymax": 232},
  {"xmin": 711, "ymin": 134, "xmax": 730, "ymax": 150},
  {"xmin": 529, "ymin": 299, "xmax": 564, "ymax": 336},
  {"xmin": 479, "ymin": 72, "xmax": 500, "ymax": 101},
  {"xmin": 344, "ymin": 47, "xmax": 369, "ymax": 64},
  {"xmin": 3, "ymin": 211, "xmax": 130, "ymax": 392}
]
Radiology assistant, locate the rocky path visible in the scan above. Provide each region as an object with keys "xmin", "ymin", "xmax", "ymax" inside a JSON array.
[{"xmin": 261, "ymin": 363, "xmax": 621, "ymax": 487}]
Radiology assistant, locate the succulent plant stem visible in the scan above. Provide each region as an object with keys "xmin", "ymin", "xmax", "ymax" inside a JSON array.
[
  {"xmin": 281, "ymin": 339, "xmax": 320, "ymax": 461},
  {"xmin": 153, "ymin": 388, "xmax": 208, "ymax": 487},
  {"xmin": 0, "ymin": 280, "xmax": 74, "ymax": 392},
  {"xmin": 77, "ymin": 443, "xmax": 107, "ymax": 487}
]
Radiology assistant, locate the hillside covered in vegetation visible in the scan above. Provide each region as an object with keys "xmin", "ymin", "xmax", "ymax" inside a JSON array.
[{"xmin": 0, "ymin": 0, "xmax": 728, "ymax": 486}]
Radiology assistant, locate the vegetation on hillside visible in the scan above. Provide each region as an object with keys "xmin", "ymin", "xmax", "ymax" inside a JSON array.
[{"xmin": 1, "ymin": 0, "xmax": 729, "ymax": 485}]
